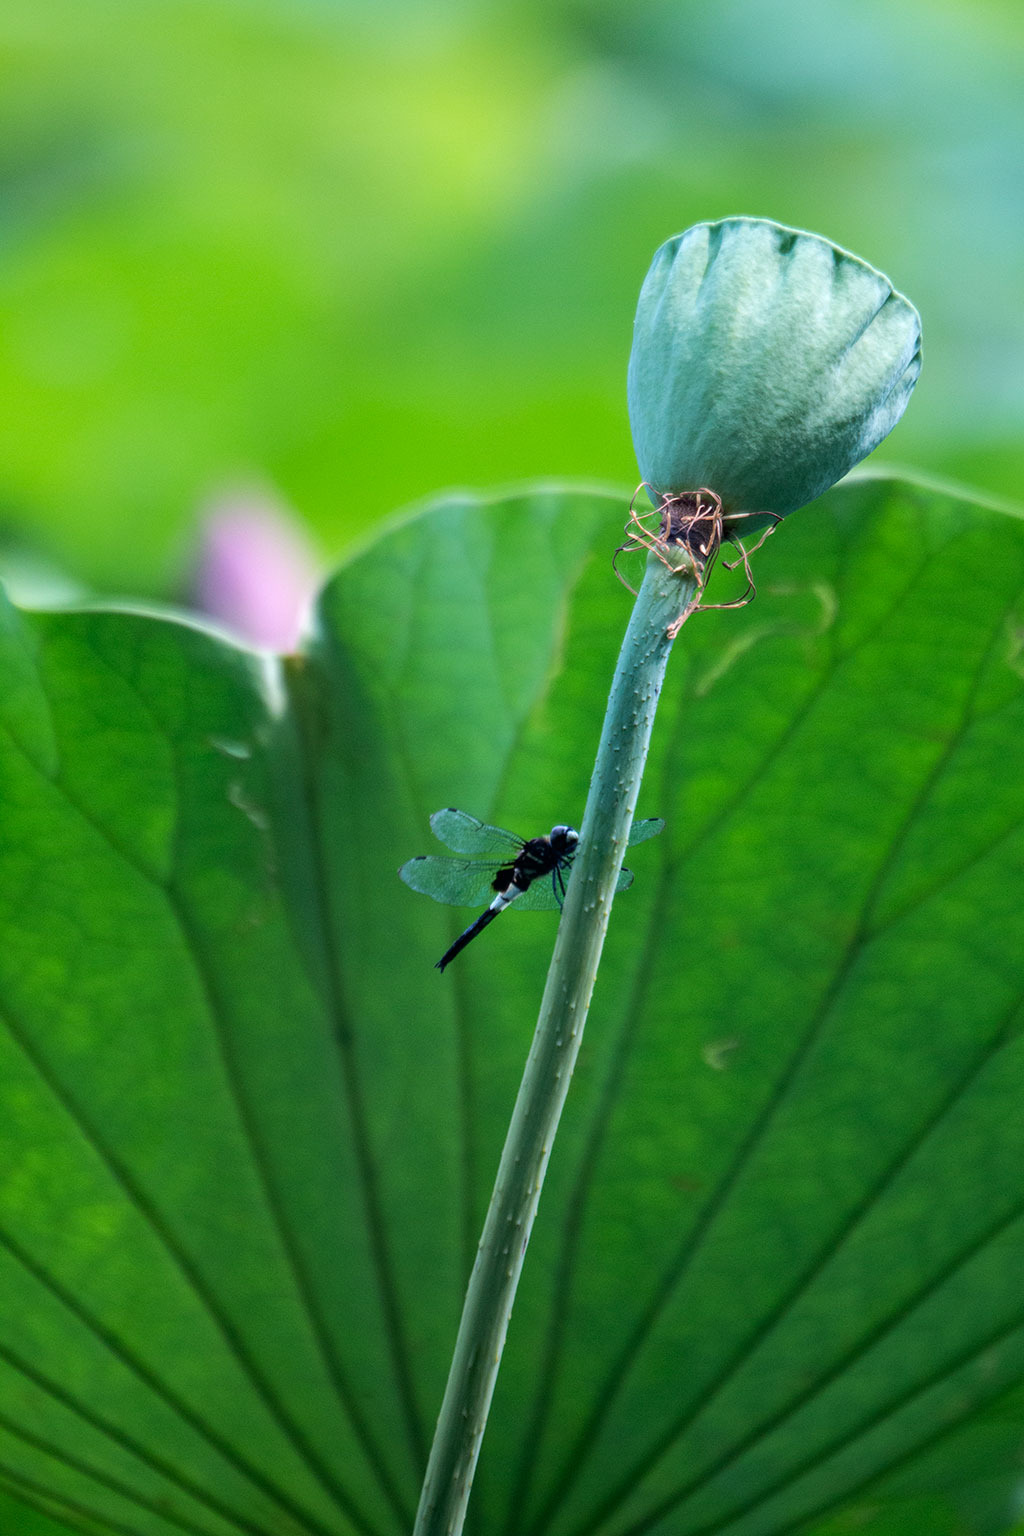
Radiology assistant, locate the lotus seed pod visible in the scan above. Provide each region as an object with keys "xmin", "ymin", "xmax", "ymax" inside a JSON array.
[{"xmin": 628, "ymin": 218, "xmax": 922, "ymax": 523}]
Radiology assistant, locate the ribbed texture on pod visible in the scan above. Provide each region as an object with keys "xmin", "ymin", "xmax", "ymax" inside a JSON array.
[{"xmin": 628, "ymin": 218, "xmax": 922, "ymax": 519}]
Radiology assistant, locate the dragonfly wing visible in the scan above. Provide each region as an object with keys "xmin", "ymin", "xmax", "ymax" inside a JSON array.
[
  {"xmin": 517, "ymin": 860, "xmax": 631, "ymax": 908},
  {"xmin": 509, "ymin": 869, "xmax": 566, "ymax": 912},
  {"xmin": 429, "ymin": 808, "xmax": 524, "ymax": 857},
  {"xmin": 628, "ymin": 817, "xmax": 665, "ymax": 846},
  {"xmin": 409, "ymin": 814, "xmax": 655, "ymax": 910},
  {"xmin": 399, "ymin": 855, "xmax": 504, "ymax": 908}
]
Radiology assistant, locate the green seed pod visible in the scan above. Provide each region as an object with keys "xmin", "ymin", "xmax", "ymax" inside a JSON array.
[{"xmin": 628, "ymin": 218, "xmax": 921, "ymax": 522}]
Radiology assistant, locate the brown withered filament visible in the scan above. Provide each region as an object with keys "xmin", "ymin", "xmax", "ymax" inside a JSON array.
[{"xmin": 613, "ymin": 483, "xmax": 782, "ymax": 637}]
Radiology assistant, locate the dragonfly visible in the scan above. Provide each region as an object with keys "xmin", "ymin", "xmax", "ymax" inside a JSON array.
[{"xmin": 399, "ymin": 808, "xmax": 664, "ymax": 972}]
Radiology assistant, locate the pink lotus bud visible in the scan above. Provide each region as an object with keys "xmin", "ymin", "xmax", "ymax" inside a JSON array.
[{"xmin": 192, "ymin": 486, "xmax": 321, "ymax": 652}]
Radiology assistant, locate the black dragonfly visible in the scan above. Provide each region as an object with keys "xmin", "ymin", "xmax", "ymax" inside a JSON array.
[{"xmin": 399, "ymin": 808, "xmax": 664, "ymax": 972}]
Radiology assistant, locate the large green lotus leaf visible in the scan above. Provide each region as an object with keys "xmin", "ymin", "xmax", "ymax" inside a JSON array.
[
  {"xmin": 0, "ymin": 1489, "xmax": 101, "ymax": 1536},
  {"xmin": 0, "ymin": 478, "xmax": 1022, "ymax": 1536}
]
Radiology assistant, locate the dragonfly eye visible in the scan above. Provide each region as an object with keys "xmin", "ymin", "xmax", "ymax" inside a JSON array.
[{"xmin": 551, "ymin": 825, "xmax": 578, "ymax": 848}]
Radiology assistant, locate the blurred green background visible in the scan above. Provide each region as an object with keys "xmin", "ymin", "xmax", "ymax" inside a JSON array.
[{"xmin": 1, "ymin": 0, "xmax": 1022, "ymax": 596}]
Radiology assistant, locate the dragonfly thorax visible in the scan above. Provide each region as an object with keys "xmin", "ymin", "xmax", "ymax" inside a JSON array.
[{"xmin": 501, "ymin": 826, "xmax": 578, "ymax": 892}]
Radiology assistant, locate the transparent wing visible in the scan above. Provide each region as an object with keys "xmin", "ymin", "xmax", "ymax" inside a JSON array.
[
  {"xmin": 510, "ymin": 858, "xmax": 634, "ymax": 911},
  {"xmin": 405, "ymin": 815, "xmax": 655, "ymax": 911},
  {"xmin": 429, "ymin": 808, "xmax": 524, "ymax": 857},
  {"xmin": 508, "ymin": 867, "xmax": 568, "ymax": 912},
  {"xmin": 399, "ymin": 855, "xmax": 506, "ymax": 909},
  {"xmin": 628, "ymin": 817, "xmax": 665, "ymax": 846}
]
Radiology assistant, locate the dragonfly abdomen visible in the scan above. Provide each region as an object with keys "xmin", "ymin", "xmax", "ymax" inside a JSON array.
[
  {"xmin": 438, "ymin": 837, "xmax": 572, "ymax": 972},
  {"xmin": 436, "ymin": 880, "xmax": 529, "ymax": 972}
]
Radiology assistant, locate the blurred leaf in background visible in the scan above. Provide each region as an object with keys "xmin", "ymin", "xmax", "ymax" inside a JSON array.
[{"xmin": 0, "ymin": 0, "xmax": 1022, "ymax": 593}]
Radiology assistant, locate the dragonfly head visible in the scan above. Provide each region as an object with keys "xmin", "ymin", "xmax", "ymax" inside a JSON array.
[{"xmin": 549, "ymin": 825, "xmax": 579, "ymax": 854}]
